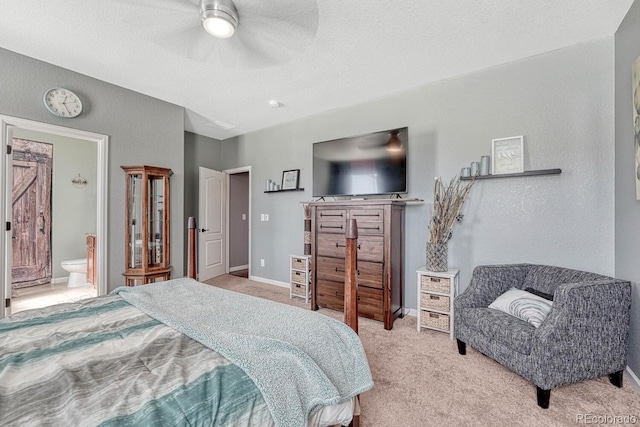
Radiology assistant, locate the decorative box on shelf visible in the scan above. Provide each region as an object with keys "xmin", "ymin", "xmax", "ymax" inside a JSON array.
[
  {"xmin": 416, "ymin": 267, "xmax": 459, "ymax": 339},
  {"xmin": 290, "ymin": 254, "xmax": 311, "ymax": 303}
]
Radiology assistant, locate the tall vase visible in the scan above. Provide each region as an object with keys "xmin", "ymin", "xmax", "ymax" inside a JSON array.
[{"xmin": 426, "ymin": 242, "xmax": 448, "ymax": 272}]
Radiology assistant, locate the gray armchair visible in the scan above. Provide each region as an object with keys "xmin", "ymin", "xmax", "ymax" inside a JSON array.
[{"xmin": 454, "ymin": 264, "xmax": 631, "ymax": 408}]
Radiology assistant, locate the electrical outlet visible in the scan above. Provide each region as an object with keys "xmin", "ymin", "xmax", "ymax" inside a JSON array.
[
  {"xmin": 264, "ymin": 214, "xmax": 269, "ymax": 221},
  {"xmin": 260, "ymin": 214, "xmax": 265, "ymax": 221},
  {"xmin": 260, "ymin": 259, "xmax": 265, "ymax": 267},
  {"xmin": 242, "ymin": 213, "xmax": 246, "ymax": 220}
]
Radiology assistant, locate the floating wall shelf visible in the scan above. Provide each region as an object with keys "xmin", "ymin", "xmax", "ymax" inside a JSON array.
[
  {"xmin": 264, "ymin": 188, "xmax": 305, "ymax": 193},
  {"xmin": 460, "ymin": 168, "xmax": 562, "ymax": 181}
]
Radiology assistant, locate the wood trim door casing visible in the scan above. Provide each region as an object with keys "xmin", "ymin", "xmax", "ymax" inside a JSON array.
[{"xmin": 0, "ymin": 115, "xmax": 109, "ymax": 318}]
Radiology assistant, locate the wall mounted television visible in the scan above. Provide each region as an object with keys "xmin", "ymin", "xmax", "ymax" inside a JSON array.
[{"xmin": 312, "ymin": 127, "xmax": 408, "ymax": 197}]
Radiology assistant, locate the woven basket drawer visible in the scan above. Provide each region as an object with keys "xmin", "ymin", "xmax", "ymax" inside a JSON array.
[
  {"xmin": 421, "ymin": 275, "xmax": 450, "ymax": 294},
  {"xmin": 291, "ymin": 282, "xmax": 307, "ymax": 296},
  {"xmin": 292, "ymin": 257, "xmax": 307, "ymax": 271},
  {"xmin": 420, "ymin": 311, "xmax": 450, "ymax": 331},
  {"xmin": 420, "ymin": 293, "xmax": 450, "ymax": 311},
  {"xmin": 291, "ymin": 270, "xmax": 307, "ymax": 284}
]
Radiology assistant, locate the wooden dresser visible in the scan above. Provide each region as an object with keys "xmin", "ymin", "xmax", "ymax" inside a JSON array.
[{"xmin": 310, "ymin": 200, "xmax": 405, "ymax": 330}]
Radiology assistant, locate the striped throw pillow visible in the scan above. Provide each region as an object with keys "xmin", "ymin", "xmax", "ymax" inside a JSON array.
[{"xmin": 488, "ymin": 288, "xmax": 553, "ymax": 328}]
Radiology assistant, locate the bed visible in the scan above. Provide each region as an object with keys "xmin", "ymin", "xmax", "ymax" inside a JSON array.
[{"xmin": 0, "ymin": 277, "xmax": 372, "ymax": 426}]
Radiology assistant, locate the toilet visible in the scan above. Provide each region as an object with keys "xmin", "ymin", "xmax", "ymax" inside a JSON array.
[{"xmin": 61, "ymin": 258, "xmax": 88, "ymax": 288}]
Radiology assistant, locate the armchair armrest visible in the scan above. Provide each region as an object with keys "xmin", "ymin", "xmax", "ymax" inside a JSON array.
[
  {"xmin": 532, "ymin": 279, "xmax": 632, "ymax": 386},
  {"xmin": 455, "ymin": 264, "xmax": 531, "ymax": 309},
  {"xmin": 535, "ymin": 279, "xmax": 632, "ymax": 341}
]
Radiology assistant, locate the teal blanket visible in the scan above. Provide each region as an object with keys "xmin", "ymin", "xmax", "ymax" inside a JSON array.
[{"xmin": 113, "ymin": 278, "xmax": 373, "ymax": 427}]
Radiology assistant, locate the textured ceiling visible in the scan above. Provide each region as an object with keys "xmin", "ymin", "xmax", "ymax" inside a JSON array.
[{"xmin": 0, "ymin": 0, "xmax": 633, "ymax": 140}]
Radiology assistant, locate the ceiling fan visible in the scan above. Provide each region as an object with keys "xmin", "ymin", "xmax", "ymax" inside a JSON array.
[{"xmin": 129, "ymin": 0, "xmax": 319, "ymax": 69}]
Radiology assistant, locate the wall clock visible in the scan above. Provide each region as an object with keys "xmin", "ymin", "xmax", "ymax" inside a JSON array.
[{"xmin": 42, "ymin": 87, "xmax": 83, "ymax": 118}]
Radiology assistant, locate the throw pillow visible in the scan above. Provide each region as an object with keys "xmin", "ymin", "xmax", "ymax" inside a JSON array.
[
  {"xmin": 488, "ymin": 288, "xmax": 553, "ymax": 328},
  {"xmin": 524, "ymin": 287, "xmax": 554, "ymax": 301}
]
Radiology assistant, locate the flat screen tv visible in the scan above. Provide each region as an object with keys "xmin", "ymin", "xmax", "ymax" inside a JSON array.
[{"xmin": 313, "ymin": 127, "xmax": 408, "ymax": 197}]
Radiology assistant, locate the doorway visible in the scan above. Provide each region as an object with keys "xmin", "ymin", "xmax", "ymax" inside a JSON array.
[
  {"xmin": 1, "ymin": 115, "xmax": 109, "ymax": 318},
  {"xmin": 227, "ymin": 171, "xmax": 249, "ymax": 278},
  {"xmin": 225, "ymin": 166, "xmax": 251, "ymax": 279}
]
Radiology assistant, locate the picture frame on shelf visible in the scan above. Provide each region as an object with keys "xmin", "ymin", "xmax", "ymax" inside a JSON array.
[
  {"xmin": 281, "ymin": 169, "xmax": 300, "ymax": 190},
  {"xmin": 491, "ymin": 136, "xmax": 524, "ymax": 175}
]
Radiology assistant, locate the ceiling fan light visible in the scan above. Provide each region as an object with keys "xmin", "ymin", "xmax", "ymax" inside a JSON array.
[
  {"xmin": 203, "ymin": 15, "xmax": 235, "ymax": 38},
  {"xmin": 200, "ymin": 0, "xmax": 238, "ymax": 39},
  {"xmin": 386, "ymin": 130, "xmax": 403, "ymax": 152}
]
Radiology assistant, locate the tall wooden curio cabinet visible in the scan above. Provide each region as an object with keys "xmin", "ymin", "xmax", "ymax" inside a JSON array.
[{"xmin": 121, "ymin": 165, "xmax": 172, "ymax": 286}]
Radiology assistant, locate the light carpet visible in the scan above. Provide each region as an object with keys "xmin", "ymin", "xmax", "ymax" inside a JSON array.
[{"xmin": 204, "ymin": 274, "xmax": 640, "ymax": 427}]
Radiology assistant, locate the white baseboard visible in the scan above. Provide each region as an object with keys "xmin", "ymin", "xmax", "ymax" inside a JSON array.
[
  {"xmin": 229, "ymin": 264, "xmax": 249, "ymax": 273},
  {"xmin": 51, "ymin": 277, "xmax": 68, "ymax": 284},
  {"xmin": 404, "ymin": 307, "xmax": 417, "ymax": 317},
  {"xmin": 625, "ymin": 365, "xmax": 640, "ymax": 395},
  {"xmin": 248, "ymin": 275, "xmax": 289, "ymax": 289}
]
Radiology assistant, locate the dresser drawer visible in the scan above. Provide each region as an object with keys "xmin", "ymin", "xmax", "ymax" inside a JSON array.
[
  {"xmin": 316, "ymin": 279, "xmax": 345, "ymax": 311},
  {"xmin": 291, "ymin": 282, "xmax": 308, "ymax": 296},
  {"xmin": 291, "ymin": 270, "xmax": 307, "ymax": 284},
  {"xmin": 420, "ymin": 311, "xmax": 450, "ymax": 332},
  {"xmin": 420, "ymin": 293, "xmax": 450, "ymax": 311},
  {"xmin": 316, "ymin": 209, "xmax": 347, "ymax": 234},
  {"xmin": 349, "ymin": 208, "xmax": 384, "ymax": 235},
  {"xmin": 291, "ymin": 257, "xmax": 308, "ymax": 271},
  {"xmin": 420, "ymin": 275, "xmax": 450, "ymax": 294},
  {"xmin": 357, "ymin": 286, "xmax": 384, "ymax": 321},
  {"xmin": 316, "ymin": 256, "xmax": 383, "ymax": 289},
  {"xmin": 316, "ymin": 279, "xmax": 383, "ymax": 321},
  {"xmin": 316, "ymin": 234, "xmax": 384, "ymax": 262}
]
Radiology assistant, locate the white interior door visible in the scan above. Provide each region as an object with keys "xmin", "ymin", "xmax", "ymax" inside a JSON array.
[{"xmin": 198, "ymin": 167, "xmax": 227, "ymax": 281}]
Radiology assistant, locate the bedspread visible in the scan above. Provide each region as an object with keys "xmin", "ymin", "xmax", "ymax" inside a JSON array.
[
  {"xmin": 114, "ymin": 278, "xmax": 373, "ymax": 427},
  {"xmin": 0, "ymin": 295, "xmax": 273, "ymax": 426}
]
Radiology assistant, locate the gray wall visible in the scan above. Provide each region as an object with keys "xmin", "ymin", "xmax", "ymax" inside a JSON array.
[
  {"xmin": 183, "ymin": 131, "xmax": 224, "ymax": 268},
  {"xmin": 0, "ymin": 47, "xmax": 185, "ymax": 291},
  {"xmin": 615, "ymin": 0, "xmax": 640, "ymax": 377},
  {"xmin": 229, "ymin": 172, "xmax": 249, "ymax": 268},
  {"xmin": 220, "ymin": 38, "xmax": 616, "ymax": 316},
  {"xmin": 12, "ymin": 128, "xmax": 97, "ymax": 280}
]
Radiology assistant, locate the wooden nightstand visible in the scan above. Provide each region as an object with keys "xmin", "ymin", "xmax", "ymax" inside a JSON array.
[{"xmin": 416, "ymin": 267, "xmax": 459, "ymax": 339}]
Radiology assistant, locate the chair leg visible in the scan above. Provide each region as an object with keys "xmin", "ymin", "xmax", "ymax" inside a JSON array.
[
  {"xmin": 536, "ymin": 387, "xmax": 550, "ymax": 409},
  {"xmin": 456, "ymin": 339, "xmax": 466, "ymax": 355},
  {"xmin": 609, "ymin": 370, "xmax": 623, "ymax": 388}
]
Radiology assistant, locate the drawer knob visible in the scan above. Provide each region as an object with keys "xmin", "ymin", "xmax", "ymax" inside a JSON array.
[{"xmin": 320, "ymin": 212, "xmax": 344, "ymax": 217}]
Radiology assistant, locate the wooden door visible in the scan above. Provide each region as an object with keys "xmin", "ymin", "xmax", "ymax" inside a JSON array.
[
  {"xmin": 198, "ymin": 167, "xmax": 227, "ymax": 281},
  {"xmin": 11, "ymin": 139, "xmax": 53, "ymax": 288}
]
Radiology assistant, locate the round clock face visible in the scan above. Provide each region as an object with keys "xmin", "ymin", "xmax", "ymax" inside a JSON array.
[{"xmin": 43, "ymin": 87, "xmax": 83, "ymax": 118}]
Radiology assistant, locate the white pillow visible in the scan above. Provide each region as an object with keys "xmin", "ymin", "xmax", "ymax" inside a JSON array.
[{"xmin": 488, "ymin": 287, "xmax": 553, "ymax": 328}]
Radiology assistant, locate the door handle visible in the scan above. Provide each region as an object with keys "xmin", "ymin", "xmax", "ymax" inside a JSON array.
[{"xmin": 199, "ymin": 228, "xmax": 209, "ymax": 232}]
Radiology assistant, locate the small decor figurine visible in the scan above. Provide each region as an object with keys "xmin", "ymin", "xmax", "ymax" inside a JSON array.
[{"xmin": 427, "ymin": 175, "xmax": 476, "ymax": 272}]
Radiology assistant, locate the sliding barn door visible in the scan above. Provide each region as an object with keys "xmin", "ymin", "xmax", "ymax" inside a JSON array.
[{"xmin": 11, "ymin": 138, "xmax": 53, "ymax": 288}]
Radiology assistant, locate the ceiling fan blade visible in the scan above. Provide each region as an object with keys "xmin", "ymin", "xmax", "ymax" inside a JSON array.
[{"xmin": 116, "ymin": 0, "xmax": 196, "ymax": 14}]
